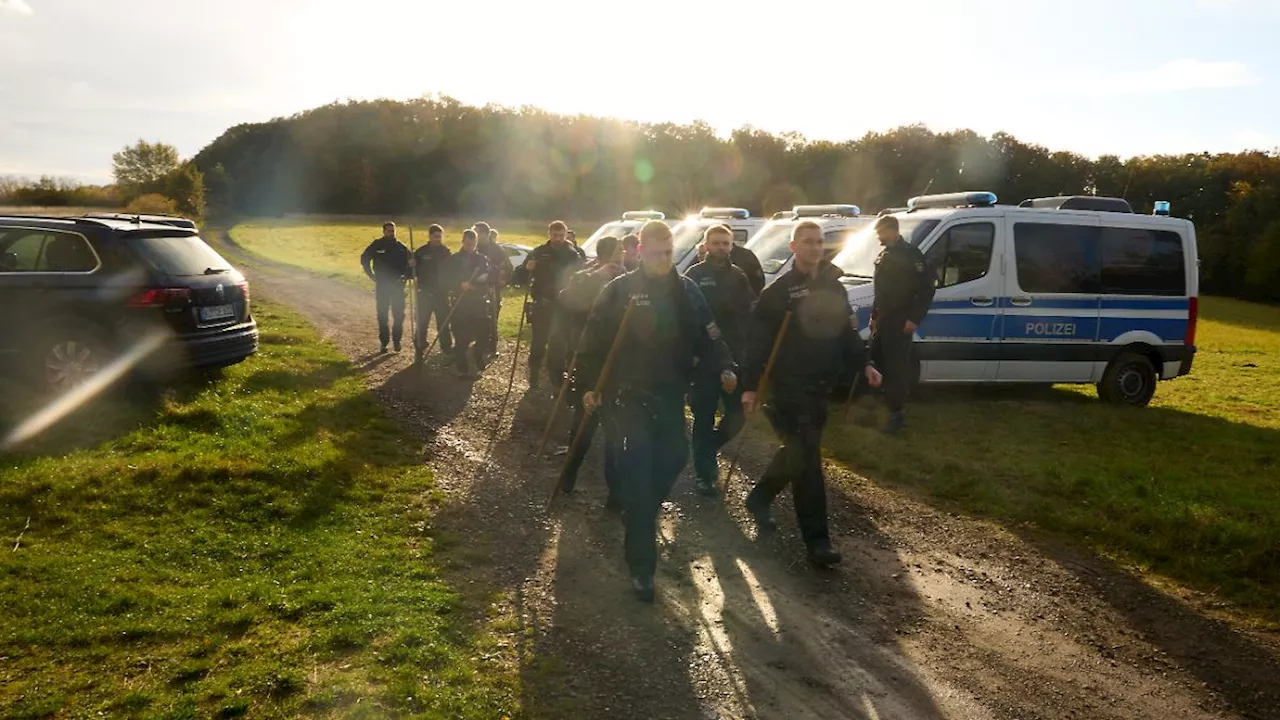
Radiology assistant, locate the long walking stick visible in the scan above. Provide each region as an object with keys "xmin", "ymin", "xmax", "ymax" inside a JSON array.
[
  {"xmin": 420, "ymin": 266, "xmax": 483, "ymax": 362},
  {"xmin": 408, "ymin": 227, "xmax": 419, "ymax": 355},
  {"xmin": 548, "ymin": 299, "xmax": 636, "ymax": 508},
  {"xmin": 497, "ymin": 284, "xmax": 531, "ymax": 417},
  {"xmin": 722, "ymin": 310, "xmax": 792, "ymax": 494},
  {"xmin": 536, "ymin": 321, "xmax": 591, "ymax": 458}
]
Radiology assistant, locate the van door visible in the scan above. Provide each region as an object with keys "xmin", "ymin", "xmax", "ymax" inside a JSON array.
[
  {"xmin": 916, "ymin": 219, "xmax": 1003, "ymax": 381},
  {"xmin": 998, "ymin": 215, "xmax": 1101, "ymax": 382}
]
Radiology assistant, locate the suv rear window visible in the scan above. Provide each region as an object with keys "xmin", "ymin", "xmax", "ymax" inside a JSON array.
[{"xmin": 128, "ymin": 235, "xmax": 233, "ymax": 277}]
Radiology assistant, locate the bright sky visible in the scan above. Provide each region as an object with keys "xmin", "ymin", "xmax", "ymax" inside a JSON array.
[{"xmin": 2, "ymin": 0, "xmax": 1278, "ymax": 183}]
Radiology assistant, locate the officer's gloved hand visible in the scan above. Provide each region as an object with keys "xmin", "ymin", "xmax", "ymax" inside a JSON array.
[{"xmin": 720, "ymin": 370, "xmax": 738, "ymax": 393}]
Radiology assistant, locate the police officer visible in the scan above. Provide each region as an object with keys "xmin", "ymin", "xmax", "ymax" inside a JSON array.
[
  {"xmin": 730, "ymin": 237, "xmax": 766, "ymax": 296},
  {"xmin": 566, "ymin": 229, "xmax": 588, "ymax": 261},
  {"xmin": 360, "ymin": 221, "xmax": 412, "ymax": 353},
  {"xmin": 559, "ymin": 236, "xmax": 625, "ymax": 504},
  {"xmin": 684, "ymin": 224, "xmax": 755, "ymax": 497},
  {"xmin": 522, "ymin": 220, "xmax": 583, "ymax": 390},
  {"xmin": 447, "ymin": 229, "xmax": 494, "ymax": 378},
  {"xmin": 579, "ymin": 220, "xmax": 736, "ymax": 601},
  {"xmin": 412, "ymin": 223, "xmax": 453, "ymax": 363},
  {"xmin": 475, "ymin": 223, "xmax": 512, "ymax": 359},
  {"xmin": 870, "ymin": 214, "xmax": 935, "ymax": 434},
  {"xmin": 621, "ymin": 234, "xmax": 640, "ymax": 272},
  {"xmin": 741, "ymin": 221, "xmax": 882, "ymax": 567}
]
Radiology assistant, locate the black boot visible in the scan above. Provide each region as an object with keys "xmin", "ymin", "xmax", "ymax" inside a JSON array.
[
  {"xmin": 806, "ymin": 539, "xmax": 843, "ymax": 568},
  {"xmin": 694, "ymin": 475, "xmax": 719, "ymax": 498},
  {"xmin": 630, "ymin": 574, "xmax": 655, "ymax": 602},
  {"xmin": 884, "ymin": 410, "xmax": 906, "ymax": 435},
  {"xmin": 745, "ymin": 495, "xmax": 777, "ymax": 534}
]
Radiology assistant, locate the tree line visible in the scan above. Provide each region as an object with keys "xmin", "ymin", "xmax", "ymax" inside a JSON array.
[{"xmin": 3, "ymin": 95, "xmax": 1279, "ymax": 300}]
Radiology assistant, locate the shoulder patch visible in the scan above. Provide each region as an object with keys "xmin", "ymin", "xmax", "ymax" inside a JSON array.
[{"xmin": 706, "ymin": 321, "xmax": 722, "ymax": 340}]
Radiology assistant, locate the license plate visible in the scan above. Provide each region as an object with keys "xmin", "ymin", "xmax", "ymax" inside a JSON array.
[{"xmin": 199, "ymin": 304, "xmax": 235, "ymax": 322}]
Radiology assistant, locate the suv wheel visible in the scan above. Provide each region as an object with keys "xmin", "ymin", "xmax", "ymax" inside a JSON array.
[
  {"xmin": 40, "ymin": 332, "xmax": 107, "ymax": 394},
  {"xmin": 1097, "ymin": 352, "xmax": 1157, "ymax": 407}
]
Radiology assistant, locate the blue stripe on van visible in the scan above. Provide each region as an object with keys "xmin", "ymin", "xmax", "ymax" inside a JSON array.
[{"xmin": 1099, "ymin": 317, "xmax": 1188, "ymax": 343}]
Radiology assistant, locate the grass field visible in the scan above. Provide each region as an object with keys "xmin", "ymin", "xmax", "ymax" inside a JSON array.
[
  {"xmin": 229, "ymin": 220, "xmax": 562, "ymax": 341},
  {"xmin": 0, "ymin": 301, "xmax": 516, "ymax": 718},
  {"xmin": 227, "ymin": 220, "xmax": 1280, "ymax": 628}
]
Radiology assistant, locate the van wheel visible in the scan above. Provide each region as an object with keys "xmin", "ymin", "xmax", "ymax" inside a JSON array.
[
  {"xmin": 37, "ymin": 329, "xmax": 109, "ymax": 395},
  {"xmin": 1098, "ymin": 352, "xmax": 1156, "ymax": 407}
]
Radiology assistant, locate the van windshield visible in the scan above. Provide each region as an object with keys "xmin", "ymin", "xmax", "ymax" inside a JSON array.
[
  {"xmin": 670, "ymin": 220, "xmax": 711, "ymax": 265},
  {"xmin": 582, "ymin": 221, "xmax": 635, "ymax": 257},
  {"xmin": 746, "ymin": 222, "xmax": 796, "ymax": 275},
  {"xmin": 832, "ymin": 218, "xmax": 940, "ymax": 278}
]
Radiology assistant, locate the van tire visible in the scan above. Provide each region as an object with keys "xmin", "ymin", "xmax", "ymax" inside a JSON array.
[{"xmin": 1098, "ymin": 352, "xmax": 1157, "ymax": 407}]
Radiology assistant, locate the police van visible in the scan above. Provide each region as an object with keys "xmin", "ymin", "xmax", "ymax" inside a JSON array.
[
  {"xmin": 745, "ymin": 204, "xmax": 875, "ymax": 286},
  {"xmin": 833, "ymin": 192, "xmax": 1198, "ymax": 406},
  {"xmin": 670, "ymin": 207, "xmax": 766, "ymax": 273},
  {"xmin": 581, "ymin": 210, "xmax": 666, "ymax": 259}
]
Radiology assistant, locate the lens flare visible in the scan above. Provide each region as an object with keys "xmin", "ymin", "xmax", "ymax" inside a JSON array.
[{"xmin": 2, "ymin": 331, "xmax": 170, "ymax": 452}]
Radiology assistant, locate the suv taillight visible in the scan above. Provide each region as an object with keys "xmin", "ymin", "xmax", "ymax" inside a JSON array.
[
  {"xmin": 237, "ymin": 281, "xmax": 250, "ymax": 304},
  {"xmin": 129, "ymin": 287, "xmax": 192, "ymax": 307},
  {"xmin": 1185, "ymin": 296, "xmax": 1199, "ymax": 346}
]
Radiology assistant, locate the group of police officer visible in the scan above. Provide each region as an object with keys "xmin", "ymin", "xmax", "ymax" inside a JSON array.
[{"xmin": 360, "ymin": 213, "xmax": 934, "ymax": 602}]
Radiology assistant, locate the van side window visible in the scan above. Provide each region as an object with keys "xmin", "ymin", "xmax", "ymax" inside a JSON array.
[
  {"xmin": 0, "ymin": 230, "xmax": 50, "ymax": 272},
  {"xmin": 1013, "ymin": 223, "xmax": 1101, "ymax": 294},
  {"xmin": 0, "ymin": 229, "xmax": 99, "ymax": 273},
  {"xmin": 732, "ymin": 229, "xmax": 748, "ymax": 244},
  {"xmin": 1100, "ymin": 227, "xmax": 1185, "ymax": 295},
  {"xmin": 924, "ymin": 222, "xmax": 995, "ymax": 288}
]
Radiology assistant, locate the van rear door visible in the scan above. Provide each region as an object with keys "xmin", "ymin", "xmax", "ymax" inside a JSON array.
[{"xmin": 998, "ymin": 215, "xmax": 1101, "ymax": 382}]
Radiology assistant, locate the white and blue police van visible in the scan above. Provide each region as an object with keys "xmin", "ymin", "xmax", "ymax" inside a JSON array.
[
  {"xmin": 833, "ymin": 192, "xmax": 1199, "ymax": 406},
  {"xmin": 581, "ymin": 210, "xmax": 666, "ymax": 259},
  {"xmin": 746, "ymin": 204, "xmax": 875, "ymax": 287},
  {"xmin": 670, "ymin": 207, "xmax": 766, "ymax": 273}
]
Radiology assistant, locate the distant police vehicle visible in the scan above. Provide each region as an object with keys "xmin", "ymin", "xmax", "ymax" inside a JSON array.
[
  {"xmin": 746, "ymin": 204, "xmax": 874, "ymax": 286},
  {"xmin": 669, "ymin": 207, "xmax": 766, "ymax": 273},
  {"xmin": 833, "ymin": 191, "xmax": 1198, "ymax": 406},
  {"xmin": 581, "ymin": 210, "xmax": 666, "ymax": 259}
]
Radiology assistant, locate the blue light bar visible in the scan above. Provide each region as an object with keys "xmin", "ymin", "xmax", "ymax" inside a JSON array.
[
  {"xmin": 1153, "ymin": 200, "xmax": 1171, "ymax": 216},
  {"xmin": 907, "ymin": 192, "xmax": 998, "ymax": 211},
  {"xmin": 794, "ymin": 204, "xmax": 860, "ymax": 218},
  {"xmin": 622, "ymin": 210, "xmax": 665, "ymax": 221},
  {"xmin": 699, "ymin": 207, "xmax": 751, "ymax": 220}
]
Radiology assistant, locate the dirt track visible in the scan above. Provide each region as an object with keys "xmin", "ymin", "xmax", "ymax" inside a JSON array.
[{"xmin": 216, "ymin": 232, "xmax": 1280, "ymax": 720}]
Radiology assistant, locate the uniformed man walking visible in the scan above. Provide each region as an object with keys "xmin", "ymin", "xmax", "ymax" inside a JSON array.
[
  {"xmin": 522, "ymin": 220, "xmax": 583, "ymax": 390},
  {"xmin": 412, "ymin": 223, "xmax": 453, "ymax": 363},
  {"xmin": 741, "ymin": 221, "xmax": 882, "ymax": 567},
  {"xmin": 579, "ymin": 220, "xmax": 736, "ymax": 601},
  {"xmin": 558, "ymin": 236, "xmax": 625, "ymax": 504},
  {"xmin": 360, "ymin": 221, "xmax": 412, "ymax": 353},
  {"xmin": 870, "ymin": 214, "xmax": 935, "ymax": 434},
  {"xmin": 475, "ymin": 223, "xmax": 512, "ymax": 359},
  {"xmin": 730, "ymin": 237, "xmax": 767, "ymax": 296},
  {"xmin": 447, "ymin": 229, "xmax": 494, "ymax": 378},
  {"xmin": 684, "ymin": 224, "xmax": 756, "ymax": 497},
  {"xmin": 621, "ymin": 234, "xmax": 640, "ymax": 272}
]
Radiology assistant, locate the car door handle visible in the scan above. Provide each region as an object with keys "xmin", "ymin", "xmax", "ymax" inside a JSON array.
[
  {"xmin": 1010, "ymin": 296, "xmax": 1032, "ymax": 307},
  {"xmin": 970, "ymin": 296, "xmax": 994, "ymax": 307}
]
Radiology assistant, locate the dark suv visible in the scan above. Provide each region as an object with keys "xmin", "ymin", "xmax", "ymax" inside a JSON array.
[{"xmin": 0, "ymin": 215, "xmax": 258, "ymax": 393}]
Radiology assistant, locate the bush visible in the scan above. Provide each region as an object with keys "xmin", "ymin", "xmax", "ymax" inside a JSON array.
[{"xmin": 124, "ymin": 194, "xmax": 179, "ymax": 215}]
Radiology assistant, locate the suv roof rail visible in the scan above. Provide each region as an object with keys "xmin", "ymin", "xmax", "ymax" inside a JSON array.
[
  {"xmin": 1018, "ymin": 196, "xmax": 1133, "ymax": 213},
  {"xmin": 907, "ymin": 192, "xmax": 998, "ymax": 211}
]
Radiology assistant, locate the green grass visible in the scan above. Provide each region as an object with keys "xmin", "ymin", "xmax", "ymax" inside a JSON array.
[
  {"xmin": 0, "ymin": 301, "xmax": 517, "ymax": 718},
  {"xmin": 228, "ymin": 220, "xmax": 554, "ymax": 341},
  {"xmin": 829, "ymin": 296, "xmax": 1280, "ymax": 626}
]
